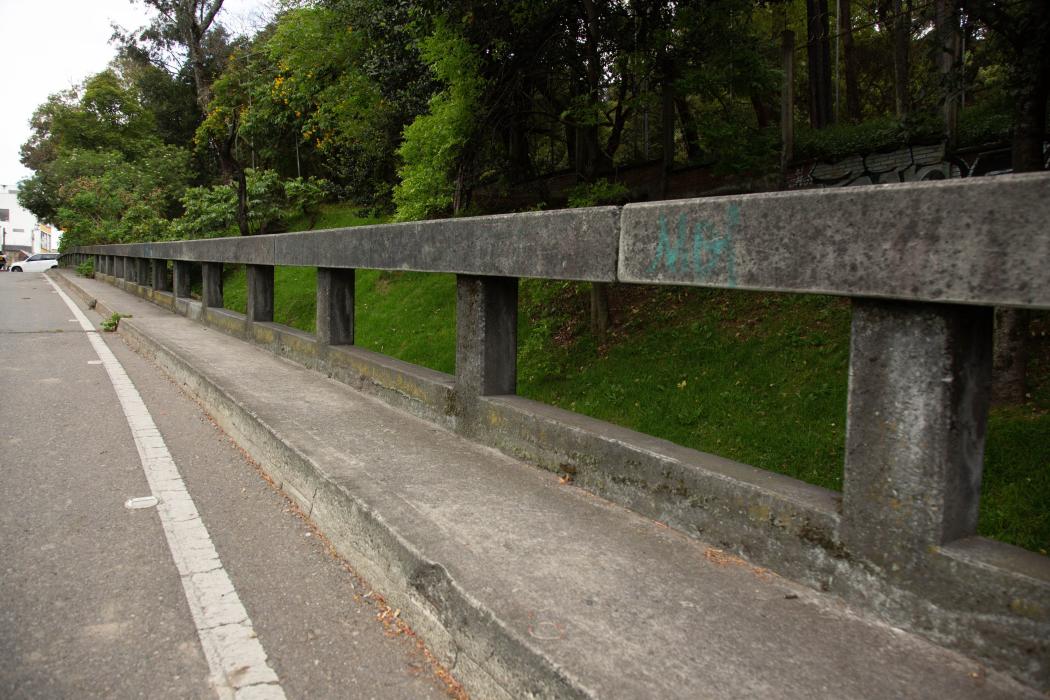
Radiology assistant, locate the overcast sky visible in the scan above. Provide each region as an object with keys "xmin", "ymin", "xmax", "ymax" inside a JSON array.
[{"xmin": 0, "ymin": 0, "xmax": 271, "ymax": 191}]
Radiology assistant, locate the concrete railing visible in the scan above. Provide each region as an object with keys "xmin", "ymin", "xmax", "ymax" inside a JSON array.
[{"xmin": 65, "ymin": 172, "xmax": 1050, "ymax": 687}]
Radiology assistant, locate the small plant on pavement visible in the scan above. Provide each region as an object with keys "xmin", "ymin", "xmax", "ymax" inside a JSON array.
[{"xmin": 100, "ymin": 312, "xmax": 130, "ymax": 332}]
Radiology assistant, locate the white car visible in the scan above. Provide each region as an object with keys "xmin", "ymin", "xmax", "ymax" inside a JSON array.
[{"xmin": 9, "ymin": 253, "xmax": 61, "ymax": 272}]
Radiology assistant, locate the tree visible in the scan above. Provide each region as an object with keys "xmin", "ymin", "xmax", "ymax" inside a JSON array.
[
  {"xmin": 18, "ymin": 69, "xmax": 191, "ymax": 247},
  {"xmin": 807, "ymin": 0, "xmax": 834, "ymax": 127},
  {"xmin": 119, "ymin": 1, "xmax": 250, "ymax": 228},
  {"xmin": 838, "ymin": 0, "xmax": 862, "ymax": 122},
  {"xmin": 963, "ymin": 0, "xmax": 1050, "ymax": 403}
]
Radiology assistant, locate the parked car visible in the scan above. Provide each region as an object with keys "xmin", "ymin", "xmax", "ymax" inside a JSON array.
[{"xmin": 9, "ymin": 253, "xmax": 60, "ymax": 272}]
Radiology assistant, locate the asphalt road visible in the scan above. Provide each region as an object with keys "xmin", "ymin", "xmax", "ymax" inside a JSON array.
[{"xmin": 0, "ymin": 270, "xmax": 455, "ymax": 699}]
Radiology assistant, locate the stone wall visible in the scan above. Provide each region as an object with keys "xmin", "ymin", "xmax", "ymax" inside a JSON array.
[{"xmin": 788, "ymin": 140, "xmax": 1048, "ymax": 189}]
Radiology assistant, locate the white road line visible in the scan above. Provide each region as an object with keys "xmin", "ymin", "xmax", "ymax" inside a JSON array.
[{"xmin": 47, "ymin": 276, "xmax": 285, "ymax": 700}]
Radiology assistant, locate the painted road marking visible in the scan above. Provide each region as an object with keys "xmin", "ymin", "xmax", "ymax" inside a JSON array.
[{"xmin": 47, "ymin": 276, "xmax": 286, "ymax": 700}]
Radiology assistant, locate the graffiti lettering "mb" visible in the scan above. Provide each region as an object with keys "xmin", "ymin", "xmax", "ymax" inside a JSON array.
[{"xmin": 648, "ymin": 204, "xmax": 740, "ymax": 286}]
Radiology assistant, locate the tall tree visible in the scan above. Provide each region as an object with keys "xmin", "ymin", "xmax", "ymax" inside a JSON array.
[
  {"xmin": 964, "ymin": 0, "xmax": 1050, "ymax": 403},
  {"xmin": 837, "ymin": 0, "xmax": 862, "ymax": 122},
  {"xmin": 807, "ymin": 0, "xmax": 834, "ymax": 127},
  {"xmin": 120, "ymin": 1, "xmax": 248, "ymax": 230},
  {"xmin": 876, "ymin": 0, "xmax": 911, "ymax": 119}
]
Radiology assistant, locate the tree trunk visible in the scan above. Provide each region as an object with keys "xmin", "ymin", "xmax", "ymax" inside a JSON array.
[
  {"xmin": 838, "ymin": 0, "xmax": 862, "ymax": 122},
  {"xmin": 660, "ymin": 78, "xmax": 675, "ymax": 196},
  {"xmin": 936, "ymin": 0, "xmax": 962, "ymax": 151},
  {"xmin": 991, "ymin": 33, "xmax": 1047, "ymax": 402},
  {"xmin": 781, "ymin": 29, "xmax": 796, "ymax": 173},
  {"xmin": 236, "ymin": 168, "xmax": 249, "ymax": 236},
  {"xmin": 590, "ymin": 282, "xmax": 610, "ymax": 342},
  {"xmin": 676, "ymin": 96, "xmax": 704, "ymax": 161},
  {"xmin": 993, "ymin": 308, "xmax": 1031, "ymax": 404},
  {"xmin": 579, "ymin": 0, "xmax": 605, "ymax": 181},
  {"xmin": 807, "ymin": 0, "xmax": 834, "ymax": 128},
  {"xmin": 1011, "ymin": 52, "xmax": 1049, "ymax": 173},
  {"xmin": 891, "ymin": 0, "xmax": 911, "ymax": 119}
]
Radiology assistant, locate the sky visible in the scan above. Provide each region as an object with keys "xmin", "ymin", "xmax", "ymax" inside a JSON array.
[{"xmin": 0, "ymin": 0, "xmax": 272, "ymax": 192}]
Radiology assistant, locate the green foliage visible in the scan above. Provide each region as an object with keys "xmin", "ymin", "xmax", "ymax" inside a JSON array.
[
  {"xmin": 175, "ymin": 183, "xmax": 238, "ymax": 239},
  {"xmin": 244, "ymin": 168, "xmax": 285, "ymax": 235},
  {"xmin": 100, "ymin": 312, "xmax": 130, "ymax": 332},
  {"xmin": 75, "ymin": 259, "xmax": 95, "ymax": 278},
  {"xmin": 283, "ymin": 176, "xmax": 331, "ymax": 227},
  {"xmin": 393, "ymin": 23, "xmax": 485, "ymax": 222},
  {"xmin": 795, "ymin": 107, "xmax": 1016, "ymax": 163},
  {"xmin": 566, "ymin": 179, "xmax": 630, "ymax": 208},
  {"xmin": 18, "ymin": 68, "xmax": 191, "ymax": 249}
]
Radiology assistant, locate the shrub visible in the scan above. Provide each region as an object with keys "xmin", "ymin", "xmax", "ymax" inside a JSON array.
[{"xmin": 567, "ymin": 179, "xmax": 630, "ymax": 208}]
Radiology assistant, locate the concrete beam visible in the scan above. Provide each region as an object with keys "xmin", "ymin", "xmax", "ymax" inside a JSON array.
[
  {"xmin": 842, "ymin": 300, "xmax": 993, "ymax": 569},
  {"xmin": 275, "ymin": 208, "xmax": 620, "ymax": 282},
  {"xmin": 152, "ymin": 236, "xmax": 277, "ymax": 265},
  {"xmin": 316, "ymin": 268, "xmax": 355, "ymax": 345},
  {"xmin": 619, "ymin": 173, "xmax": 1050, "ymax": 309}
]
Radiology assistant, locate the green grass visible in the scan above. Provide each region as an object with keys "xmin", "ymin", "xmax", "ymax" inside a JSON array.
[
  {"xmin": 518, "ymin": 283, "xmax": 852, "ymax": 490},
  {"xmin": 219, "ymin": 202, "xmax": 1050, "ymax": 554}
]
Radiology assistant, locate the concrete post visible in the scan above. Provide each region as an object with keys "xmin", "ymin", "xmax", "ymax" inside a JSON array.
[
  {"xmin": 116, "ymin": 257, "xmax": 126, "ymax": 280},
  {"xmin": 455, "ymin": 275, "xmax": 518, "ymax": 397},
  {"xmin": 842, "ymin": 300, "xmax": 993, "ymax": 571},
  {"xmin": 316, "ymin": 268, "xmax": 355, "ymax": 345},
  {"xmin": 247, "ymin": 264, "xmax": 275, "ymax": 323},
  {"xmin": 173, "ymin": 261, "xmax": 192, "ymax": 298},
  {"xmin": 137, "ymin": 258, "xmax": 151, "ymax": 286},
  {"xmin": 201, "ymin": 262, "xmax": 223, "ymax": 309},
  {"xmin": 152, "ymin": 260, "xmax": 171, "ymax": 292}
]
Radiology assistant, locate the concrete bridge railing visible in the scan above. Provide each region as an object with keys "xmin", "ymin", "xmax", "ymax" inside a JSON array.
[{"xmin": 65, "ymin": 172, "xmax": 1050, "ymax": 687}]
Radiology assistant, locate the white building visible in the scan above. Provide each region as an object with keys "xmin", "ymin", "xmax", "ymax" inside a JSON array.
[{"xmin": 0, "ymin": 187, "xmax": 62, "ymax": 260}]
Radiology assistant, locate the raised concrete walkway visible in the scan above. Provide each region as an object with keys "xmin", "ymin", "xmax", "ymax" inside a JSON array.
[{"xmin": 54, "ymin": 269, "xmax": 1038, "ymax": 699}]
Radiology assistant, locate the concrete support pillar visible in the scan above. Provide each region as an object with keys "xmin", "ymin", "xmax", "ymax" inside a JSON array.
[
  {"xmin": 316, "ymin": 268, "xmax": 355, "ymax": 345},
  {"xmin": 137, "ymin": 258, "xmax": 151, "ymax": 286},
  {"xmin": 842, "ymin": 300, "xmax": 993, "ymax": 570},
  {"xmin": 201, "ymin": 262, "xmax": 223, "ymax": 309},
  {"xmin": 116, "ymin": 257, "xmax": 126, "ymax": 280},
  {"xmin": 173, "ymin": 261, "xmax": 192, "ymax": 298},
  {"xmin": 455, "ymin": 275, "xmax": 518, "ymax": 397},
  {"xmin": 247, "ymin": 264, "xmax": 275, "ymax": 323},
  {"xmin": 152, "ymin": 260, "xmax": 171, "ymax": 292}
]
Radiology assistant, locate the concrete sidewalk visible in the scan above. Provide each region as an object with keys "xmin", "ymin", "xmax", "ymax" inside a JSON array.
[{"xmin": 53, "ymin": 270, "xmax": 1037, "ymax": 699}]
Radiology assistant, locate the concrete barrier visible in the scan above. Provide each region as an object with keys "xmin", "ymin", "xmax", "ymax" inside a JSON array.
[{"xmin": 71, "ymin": 172, "xmax": 1050, "ymax": 689}]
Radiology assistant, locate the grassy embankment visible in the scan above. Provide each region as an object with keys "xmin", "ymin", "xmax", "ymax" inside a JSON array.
[{"xmin": 223, "ymin": 202, "xmax": 1050, "ymax": 553}]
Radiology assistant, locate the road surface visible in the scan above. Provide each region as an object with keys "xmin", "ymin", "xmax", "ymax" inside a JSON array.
[{"xmin": 0, "ymin": 270, "xmax": 456, "ymax": 699}]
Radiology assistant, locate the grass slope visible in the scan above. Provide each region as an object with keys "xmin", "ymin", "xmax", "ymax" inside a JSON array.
[{"xmin": 222, "ymin": 203, "xmax": 1049, "ymax": 553}]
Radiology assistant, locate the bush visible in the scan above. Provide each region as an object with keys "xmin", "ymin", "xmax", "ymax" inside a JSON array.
[
  {"xmin": 75, "ymin": 259, "xmax": 95, "ymax": 278},
  {"xmin": 283, "ymin": 176, "xmax": 331, "ymax": 228},
  {"xmin": 567, "ymin": 179, "xmax": 630, "ymax": 208},
  {"xmin": 794, "ymin": 107, "xmax": 1016, "ymax": 163},
  {"xmin": 175, "ymin": 184, "xmax": 238, "ymax": 239}
]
